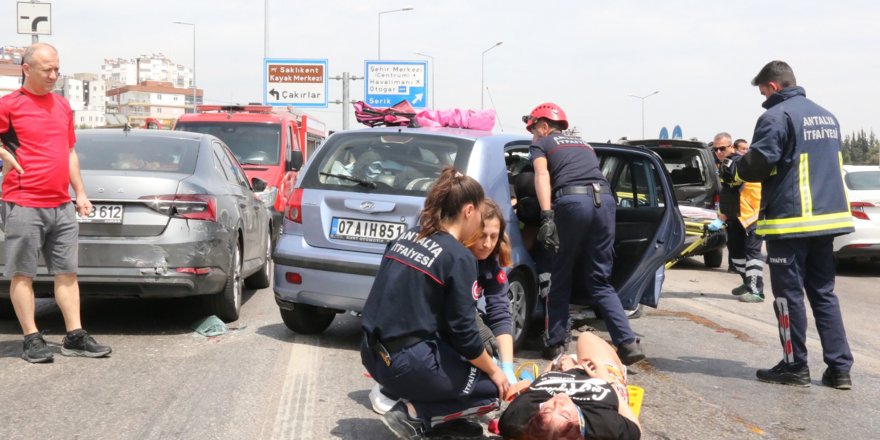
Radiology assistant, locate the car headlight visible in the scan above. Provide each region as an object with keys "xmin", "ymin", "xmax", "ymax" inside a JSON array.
[{"xmin": 256, "ymin": 186, "xmax": 278, "ymax": 207}]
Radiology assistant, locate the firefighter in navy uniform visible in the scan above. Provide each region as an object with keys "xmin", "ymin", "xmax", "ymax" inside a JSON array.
[
  {"xmin": 525, "ymin": 103, "xmax": 645, "ymax": 365},
  {"xmin": 722, "ymin": 61, "xmax": 855, "ymax": 390},
  {"xmin": 361, "ymin": 167, "xmax": 510, "ymax": 440}
]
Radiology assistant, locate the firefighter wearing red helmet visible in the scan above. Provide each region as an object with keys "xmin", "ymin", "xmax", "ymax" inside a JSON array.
[{"xmin": 525, "ymin": 102, "xmax": 645, "ymax": 365}]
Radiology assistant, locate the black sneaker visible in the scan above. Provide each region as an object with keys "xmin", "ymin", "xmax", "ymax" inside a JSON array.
[
  {"xmin": 821, "ymin": 368, "xmax": 852, "ymax": 390},
  {"xmin": 383, "ymin": 401, "xmax": 425, "ymax": 439},
  {"xmin": 756, "ymin": 361, "xmax": 810, "ymax": 386},
  {"xmin": 426, "ymin": 418, "xmax": 484, "ymax": 439},
  {"xmin": 617, "ymin": 339, "xmax": 646, "ymax": 366},
  {"xmin": 22, "ymin": 331, "xmax": 54, "ymax": 363},
  {"xmin": 541, "ymin": 344, "xmax": 566, "ymax": 361},
  {"xmin": 61, "ymin": 329, "xmax": 112, "ymax": 358}
]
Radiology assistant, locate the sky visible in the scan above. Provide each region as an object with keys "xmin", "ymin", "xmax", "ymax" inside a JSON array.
[{"xmin": 3, "ymin": 0, "xmax": 879, "ymax": 142}]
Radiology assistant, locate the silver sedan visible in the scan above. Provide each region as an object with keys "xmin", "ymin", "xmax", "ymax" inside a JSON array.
[{"xmin": 0, "ymin": 129, "xmax": 273, "ymax": 322}]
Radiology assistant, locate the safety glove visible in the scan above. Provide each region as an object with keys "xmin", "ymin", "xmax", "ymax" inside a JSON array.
[
  {"xmin": 720, "ymin": 155, "xmax": 743, "ymax": 185},
  {"xmin": 707, "ymin": 218, "xmax": 725, "ymax": 232},
  {"xmin": 538, "ymin": 210, "xmax": 560, "ymax": 252},
  {"xmin": 501, "ymin": 362, "xmax": 518, "ymax": 385}
]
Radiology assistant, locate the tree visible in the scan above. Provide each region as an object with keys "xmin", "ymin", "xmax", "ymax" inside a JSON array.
[{"xmin": 842, "ymin": 129, "xmax": 879, "ymax": 165}]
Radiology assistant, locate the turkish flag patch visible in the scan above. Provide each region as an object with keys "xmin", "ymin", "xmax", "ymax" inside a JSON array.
[
  {"xmin": 495, "ymin": 270, "xmax": 507, "ymax": 284},
  {"xmin": 472, "ymin": 280, "xmax": 483, "ymax": 300}
]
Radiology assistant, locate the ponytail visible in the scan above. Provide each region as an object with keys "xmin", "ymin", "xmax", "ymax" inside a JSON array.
[{"xmin": 418, "ymin": 167, "xmax": 484, "ymax": 240}]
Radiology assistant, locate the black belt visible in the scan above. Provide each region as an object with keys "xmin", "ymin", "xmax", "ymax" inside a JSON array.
[
  {"xmin": 554, "ymin": 184, "xmax": 611, "ymax": 199},
  {"xmin": 364, "ymin": 332, "xmax": 426, "ymax": 353}
]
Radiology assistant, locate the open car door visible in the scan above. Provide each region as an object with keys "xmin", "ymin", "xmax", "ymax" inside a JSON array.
[
  {"xmin": 589, "ymin": 143, "xmax": 685, "ymax": 309},
  {"xmin": 505, "ymin": 142, "xmax": 685, "ymax": 316}
]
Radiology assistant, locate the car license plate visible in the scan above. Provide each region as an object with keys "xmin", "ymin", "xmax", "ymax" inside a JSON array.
[
  {"xmin": 76, "ymin": 204, "xmax": 124, "ymax": 223},
  {"xmin": 330, "ymin": 217, "xmax": 405, "ymax": 243}
]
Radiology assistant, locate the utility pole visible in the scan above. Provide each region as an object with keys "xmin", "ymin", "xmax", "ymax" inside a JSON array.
[{"xmin": 330, "ymin": 72, "xmax": 363, "ymax": 130}]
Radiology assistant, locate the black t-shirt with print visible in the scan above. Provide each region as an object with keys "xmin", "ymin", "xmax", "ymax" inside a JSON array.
[{"xmin": 499, "ymin": 369, "xmax": 640, "ymax": 440}]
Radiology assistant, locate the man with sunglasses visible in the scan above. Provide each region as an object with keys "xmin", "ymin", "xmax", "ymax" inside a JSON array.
[
  {"xmin": 712, "ymin": 135, "xmax": 735, "ymax": 167},
  {"xmin": 714, "ymin": 132, "xmax": 765, "ymax": 303},
  {"xmin": 0, "ymin": 43, "xmax": 111, "ymax": 363},
  {"xmin": 711, "ymin": 133, "xmax": 737, "ymax": 272}
]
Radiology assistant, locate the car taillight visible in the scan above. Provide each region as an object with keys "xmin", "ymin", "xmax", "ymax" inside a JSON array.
[
  {"xmin": 850, "ymin": 201, "xmax": 873, "ymax": 220},
  {"xmin": 286, "ymin": 188, "xmax": 303, "ymax": 223},
  {"xmin": 139, "ymin": 195, "xmax": 217, "ymax": 222},
  {"xmin": 712, "ymin": 193, "xmax": 720, "ymax": 210}
]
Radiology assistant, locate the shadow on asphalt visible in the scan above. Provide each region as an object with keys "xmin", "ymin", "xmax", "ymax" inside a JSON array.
[
  {"xmin": 255, "ymin": 312, "xmax": 363, "ymax": 351},
  {"xmin": 348, "ymin": 389, "xmax": 371, "ymax": 412},
  {"xmin": 0, "ymin": 289, "xmax": 260, "ymax": 336},
  {"xmin": 331, "ymin": 417, "xmax": 395, "ymax": 440},
  {"xmin": 836, "ymin": 259, "xmax": 880, "ymax": 277},
  {"xmin": 646, "ymin": 355, "xmax": 756, "ymax": 380},
  {"xmin": 0, "ymin": 337, "xmax": 62, "ymax": 359},
  {"xmin": 667, "ymin": 257, "xmax": 729, "ymax": 272},
  {"xmin": 662, "ymin": 290, "xmax": 743, "ymax": 301}
]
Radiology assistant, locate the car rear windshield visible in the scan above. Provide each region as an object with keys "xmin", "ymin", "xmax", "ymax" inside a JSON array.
[
  {"xmin": 175, "ymin": 122, "xmax": 281, "ymax": 166},
  {"xmin": 75, "ymin": 135, "xmax": 199, "ymax": 174},
  {"xmin": 652, "ymin": 148, "xmax": 709, "ymax": 186},
  {"xmin": 845, "ymin": 170, "xmax": 880, "ymax": 190},
  {"xmin": 302, "ymin": 132, "xmax": 475, "ymax": 196}
]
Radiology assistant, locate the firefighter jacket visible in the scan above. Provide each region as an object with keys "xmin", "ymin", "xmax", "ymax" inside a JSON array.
[{"xmin": 726, "ymin": 86, "xmax": 854, "ymax": 239}]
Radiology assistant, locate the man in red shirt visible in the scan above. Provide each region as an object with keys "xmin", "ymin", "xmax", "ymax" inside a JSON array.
[{"xmin": 0, "ymin": 43, "xmax": 111, "ymax": 363}]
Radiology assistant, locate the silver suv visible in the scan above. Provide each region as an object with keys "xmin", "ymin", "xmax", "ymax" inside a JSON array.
[{"xmin": 272, "ymin": 127, "xmax": 684, "ymax": 346}]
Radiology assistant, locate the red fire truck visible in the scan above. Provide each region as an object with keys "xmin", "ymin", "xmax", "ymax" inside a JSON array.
[{"xmin": 174, "ymin": 105, "xmax": 327, "ymax": 240}]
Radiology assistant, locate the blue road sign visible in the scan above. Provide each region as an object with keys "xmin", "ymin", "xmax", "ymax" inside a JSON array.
[{"xmin": 364, "ymin": 60, "xmax": 428, "ymax": 109}]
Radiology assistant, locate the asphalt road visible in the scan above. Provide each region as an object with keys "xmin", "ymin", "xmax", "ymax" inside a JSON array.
[{"xmin": 0, "ymin": 256, "xmax": 878, "ymax": 440}]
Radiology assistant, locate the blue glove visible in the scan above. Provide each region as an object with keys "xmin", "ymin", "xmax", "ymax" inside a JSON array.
[
  {"xmin": 501, "ymin": 362, "xmax": 518, "ymax": 384},
  {"xmin": 708, "ymin": 218, "xmax": 725, "ymax": 232}
]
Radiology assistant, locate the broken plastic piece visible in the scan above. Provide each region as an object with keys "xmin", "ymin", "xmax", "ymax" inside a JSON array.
[{"xmin": 193, "ymin": 315, "xmax": 228, "ymax": 337}]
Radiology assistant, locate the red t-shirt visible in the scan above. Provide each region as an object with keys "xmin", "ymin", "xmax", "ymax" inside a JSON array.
[{"xmin": 0, "ymin": 88, "xmax": 76, "ymax": 207}]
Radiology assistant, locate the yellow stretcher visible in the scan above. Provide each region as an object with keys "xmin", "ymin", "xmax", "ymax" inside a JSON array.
[{"xmin": 665, "ymin": 219, "xmax": 726, "ymax": 269}]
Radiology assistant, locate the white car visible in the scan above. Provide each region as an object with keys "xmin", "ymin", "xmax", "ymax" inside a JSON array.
[{"xmin": 834, "ymin": 165, "xmax": 880, "ymax": 261}]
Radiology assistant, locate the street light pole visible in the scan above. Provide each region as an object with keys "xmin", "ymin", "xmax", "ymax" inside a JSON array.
[
  {"xmin": 481, "ymin": 41, "xmax": 503, "ymax": 109},
  {"xmin": 628, "ymin": 90, "xmax": 660, "ymax": 138},
  {"xmin": 378, "ymin": 7, "xmax": 414, "ymax": 60},
  {"xmin": 173, "ymin": 21, "xmax": 197, "ymax": 113},
  {"xmin": 413, "ymin": 51, "xmax": 435, "ymax": 109}
]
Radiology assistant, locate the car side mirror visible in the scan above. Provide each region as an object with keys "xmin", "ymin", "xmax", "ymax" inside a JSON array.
[
  {"xmin": 251, "ymin": 177, "xmax": 268, "ymax": 192},
  {"xmin": 287, "ymin": 150, "xmax": 303, "ymax": 171}
]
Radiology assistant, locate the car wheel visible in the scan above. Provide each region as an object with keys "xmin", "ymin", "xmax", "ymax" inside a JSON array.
[
  {"xmin": 507, "ymin": 271, "xmax": 534, "ymax": 349},
  {"xmin": 703, "ymin": 248, "xmax": 723, "ymax": 268},
  {"xmin": 625, "ymin": 304, "xmax": 643, "ymax": 319},
  {"xmin": 0, "ymin": 298, "xmax": 15, "ymax": 319},
  {"xmin": 279, "ymin": 304, "xmax": 336, "ymax": 334},
  {"xmin": 245, "ymin": 228, "xmax": 272, "ymax": 289},
  {"xmin": 207, "ymin": 241, "xmax": 243, "ymax": 322}
]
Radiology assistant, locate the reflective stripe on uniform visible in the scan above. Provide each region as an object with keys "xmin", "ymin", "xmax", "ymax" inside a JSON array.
[
  {"xmin": 774, "ymin": 298, "xmax": 794, "ymax": 364},
  {"xmin": 756, "ymin": 211, "xmax": 853, "ymax": 236},
  {"xmin": 839, "ymin": 152, "xmax": 851, "ymax": 209},
  {"xmin": 798, "ymin": 153, "xmax": 812, "ymax": 217}
]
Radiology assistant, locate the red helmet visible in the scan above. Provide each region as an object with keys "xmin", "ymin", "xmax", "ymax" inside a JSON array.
[{"xmin": 523, "ymin": 102, "xmax": 568, "ymax": 131}]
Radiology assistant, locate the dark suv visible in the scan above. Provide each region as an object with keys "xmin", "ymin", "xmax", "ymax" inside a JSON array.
[{"xmin": 622, "ymin": 139, "xmax": 726, "ymax": 267}]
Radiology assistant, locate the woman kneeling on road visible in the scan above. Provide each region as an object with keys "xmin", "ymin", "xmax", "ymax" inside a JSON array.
[
  {"xmin": 361, "ymin": 167, "xmax": 510, "ymax": 440},
  {"xmin": 499, "ymin": 332, "xmax": 642, "ymax": 440},
  {"xmin": 469, "ymin": 198, "xmax": 519, "ymax": 384}
]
